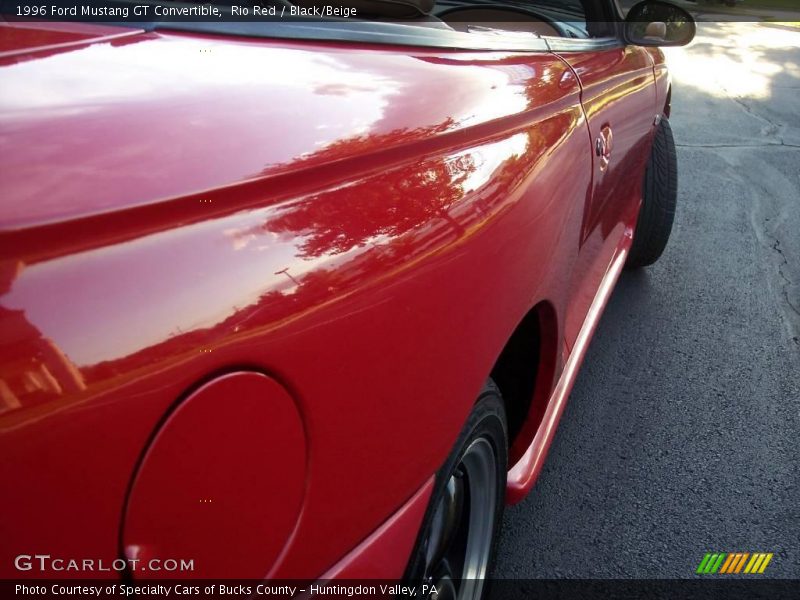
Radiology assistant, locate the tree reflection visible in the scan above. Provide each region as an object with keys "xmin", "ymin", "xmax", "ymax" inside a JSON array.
[
  {"xmin": 0, "ymin": 261, "xmax": 86, "ymax": 412},
  {"xmin": 254, "ymin": 120, "xmax": 478, "ymax": 260}
]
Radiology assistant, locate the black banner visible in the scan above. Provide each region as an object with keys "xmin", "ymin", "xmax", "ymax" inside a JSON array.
[
  {"xmin": 1, "ymin": 0, "xmax": 799, "ymax": 24},
  {"xmin": 3, "ymin": 580, "xmax": 800, "ymax": 600}
]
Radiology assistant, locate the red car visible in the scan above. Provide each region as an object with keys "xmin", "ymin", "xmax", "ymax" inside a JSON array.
[{"xmin": 0, "ymin": 0, "xmax": 694, "ymax": 596}]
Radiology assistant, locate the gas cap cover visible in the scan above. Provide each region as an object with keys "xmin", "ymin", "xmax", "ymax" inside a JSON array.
[{"xmin": 123, "ymin": 372, "xmax": 306, "ymax": 578}]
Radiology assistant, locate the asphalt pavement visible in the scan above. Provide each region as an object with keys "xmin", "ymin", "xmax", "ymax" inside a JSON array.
[{"xmin": 495, "ymin": 23, "xmax": 800, "ymax": 579}]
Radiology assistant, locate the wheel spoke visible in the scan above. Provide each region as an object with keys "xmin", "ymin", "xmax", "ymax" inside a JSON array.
[
  {"xmin": 421, "ymin": 435, "xmax": 499, "ymax": 600},
  {"xmin": 425, "ymin": 471, "xmax": 464, "ymax": 568}
]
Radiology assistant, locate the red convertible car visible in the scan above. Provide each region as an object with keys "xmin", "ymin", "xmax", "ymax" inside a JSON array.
[{"xmin": 0, "ymin": 0, "xmax": 694, "ymax": 596}]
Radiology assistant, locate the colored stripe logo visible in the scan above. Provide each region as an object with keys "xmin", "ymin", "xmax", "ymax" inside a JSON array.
[{"xmin": 696, "ymin": 552, "xmax": 773, "ymax": 574}]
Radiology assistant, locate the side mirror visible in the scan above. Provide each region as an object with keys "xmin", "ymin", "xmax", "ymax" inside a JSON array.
[{"xmin": 624, "ymin": 0, "xmax": 696, "ymax": 47}]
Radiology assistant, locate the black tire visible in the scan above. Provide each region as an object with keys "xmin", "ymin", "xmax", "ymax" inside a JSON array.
[
  {"xmin": 626, "ymin": 117, "xmax": 678, "ymax": 269},
  {"xmin": 404, "ymin": 380, "xmax": 508, "ymax": 600}
]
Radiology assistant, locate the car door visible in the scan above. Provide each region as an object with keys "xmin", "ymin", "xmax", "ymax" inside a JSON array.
[
  {"xmin": 555, "ymin": 40, "xmax": 658, "ymax": 347},
  {"xmin": 564, "ymin": 45, "xmax": 658, "ymax": 242}
]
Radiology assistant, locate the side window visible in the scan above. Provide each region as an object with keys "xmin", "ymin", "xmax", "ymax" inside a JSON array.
[
  {"xmin": 238, "ymin": 0, "xmax": 619, "ymax": 41},
  {"xmin": 95, "ymin": 0, "xmax": 620, "ymax": 53},
  {"xmin": 433, "ymin": 0, "xmax": 586, "ymax": 38},
  {"xmin": 429, "ymin": 1, "xmax": 623, "ymax": 42}
]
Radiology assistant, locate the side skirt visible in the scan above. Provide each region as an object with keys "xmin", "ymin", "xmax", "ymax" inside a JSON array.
[{"xmin": 506, "ymin": 227, "xmax": 633, "ymax": 503}]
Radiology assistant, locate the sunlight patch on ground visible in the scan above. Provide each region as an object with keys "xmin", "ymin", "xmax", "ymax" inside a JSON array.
[{"xmin": 663, "ymin": 23, "xmax": 800, "ymax": 100}]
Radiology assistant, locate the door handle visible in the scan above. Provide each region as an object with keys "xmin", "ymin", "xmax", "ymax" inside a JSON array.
[
  {"xmin": 595, "ymin": 137, "xmax": 607, "ymax": 157},
  {"xmin": 595, "ymin": 125, "xmax": 613, "ymax": 170}
]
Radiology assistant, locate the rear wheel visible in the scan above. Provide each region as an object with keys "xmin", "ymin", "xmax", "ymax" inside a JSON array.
[
  {"xmin": 626, "ymin": 117, "xmax": 678, "ymax": 269},
  {"xmin": 405, "ymin": 381, "xmax": 507, "ymax": 600}
]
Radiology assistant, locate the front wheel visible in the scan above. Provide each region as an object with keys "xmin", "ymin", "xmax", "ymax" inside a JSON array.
[
  {"xmin": 626, "ymin": 117, "xmax": 679, "ymax": 269},
  {"xmin": 404, "ymin": 381, "xmax": 508, "ymax": 600}
]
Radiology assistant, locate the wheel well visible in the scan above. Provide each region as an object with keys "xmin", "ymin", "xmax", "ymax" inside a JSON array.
[{"xmin": 490, "ymin": 302, "xmax": 557, "ymax": 458}]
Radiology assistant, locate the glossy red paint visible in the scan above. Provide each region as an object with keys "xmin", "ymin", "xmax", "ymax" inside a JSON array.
[
  {"xmin": 0, "ymin": 20, "xmax": 139, "ymax": 56},
  {"xmin": 0, "ymin": 19, "xmax": 662, "ymax": 580},
  {"xmin": 648, "ymin": 46, "xmax": 672, "ymax": 117},
  {"xmin": 507, "ymin": 235, "xmax": 631, "ymax": 502},
  {"xmin": 558, "ymin": 46, "xmax": 657, "ymax": 349},
  {"xmin": 318, "ymin": 479, "xmax": 435, "ymax": 581},
  {"xmin": 123, "ymin": 372, "xmax": 306, "ymax": 579}
]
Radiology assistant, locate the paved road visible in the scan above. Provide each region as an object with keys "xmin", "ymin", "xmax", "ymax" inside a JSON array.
[{"xmin": 495, "ymin": 23, "xmax": 800, "ymax": 579}]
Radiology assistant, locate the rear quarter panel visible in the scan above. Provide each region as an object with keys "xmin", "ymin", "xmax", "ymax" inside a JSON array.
[{"xmin": 0, "ymin": 28, "xmax": 595, "ymax": 577}]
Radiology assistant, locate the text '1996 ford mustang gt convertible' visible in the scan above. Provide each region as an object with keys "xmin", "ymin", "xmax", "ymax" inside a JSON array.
[{"xmin": 0, "ymin": 0, "xmax": 695, "ymax": 596}]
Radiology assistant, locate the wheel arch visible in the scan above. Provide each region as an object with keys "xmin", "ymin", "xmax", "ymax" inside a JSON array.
[{"xmin": 489, "ymin": 300, "xmax": 559, "ymax": 465}]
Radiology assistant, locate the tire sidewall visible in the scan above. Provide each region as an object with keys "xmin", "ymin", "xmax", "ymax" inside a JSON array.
[
  {"xmin": 626, "ymin": 117, "xmax": 678, "ymax": 269},
  {"xmin": 404, "ymin": 384, "xmax": 508, "ymax": 594}
]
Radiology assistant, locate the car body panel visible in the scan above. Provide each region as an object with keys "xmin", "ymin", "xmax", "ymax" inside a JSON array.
[
  {"xmin": 122, "ymin": 371, "xmax": 307, "ymax": 579},
  {"xmin": 0, "ymin": 19, "xmax": 659, "ymax": 580},
  {"xmin": 1, "ymin": 26, "xmax": 568, "ymax": 231},
  {"xmin": 318, "ymin": 478, "xmax": 434, "ymax": 580},
  {"xmin": 647, "ymin": 46, "xmax": 671, "ymax": 117},
  {"xmin": 557, "ymin": 46, "xmax": 657, "ymax": 349},
  {"xmin": 0, "ymin": 19, "xmax": 139, "ymax": 55},
  {"xmin": 507, "ymin": 231, "xmax": 631, "ymax": 501}
]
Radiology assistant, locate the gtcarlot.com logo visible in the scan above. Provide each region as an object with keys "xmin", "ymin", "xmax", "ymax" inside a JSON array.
[
  {"xmin": 696, "ymin": 552, "xmax": 773, "ymax": 575},
  {"xmin": 14, "ymin": 554, "xmax": 194, "ymax": 573}
]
